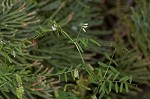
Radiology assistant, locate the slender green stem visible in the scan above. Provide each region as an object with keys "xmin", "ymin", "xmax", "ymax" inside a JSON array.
[
  {"xmin": 61, "ymin": 29, "xmax": 85, "ymax": 64},
  {"xmin": 102, "ymin": 46, "xmax": 117, "ymax": 79},
  {"xmin": 76, "ymin": 28, "xmax": 82, "ymax": 39}
]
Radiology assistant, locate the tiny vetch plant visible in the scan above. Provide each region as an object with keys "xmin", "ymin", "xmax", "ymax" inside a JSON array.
[
  {"xmin": 51, "ymin": 24, "xmax": 57, "ymax": 31},
  {"xmin": 81, "ymin": 23, "xmax": 88, "ymax": 32}
]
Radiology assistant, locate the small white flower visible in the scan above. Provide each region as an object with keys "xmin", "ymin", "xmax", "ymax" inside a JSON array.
[
  {"xmin": 82, "ymin": 25, "xmax": 88, "ymax": 28},
  {"xmin": 51, "ymin": 24, "xmax": 57, "ymax": 31},
  {"xmin": 83, "ymin": 23, "xmax": 88, "ymax": 26},
  {"xmin": 0, "ymin": 40, "xmax": 6, "ymax": 44},
  {"xmin": 82, "ymin": 28, "xmax": 86, "ymax": 32},
  {"xmin": 81, "ymin": 23, "xmax": 88, "ymax": 32},
  {"xmin": 12, "ymin": 50, "xmax": 15, "ymax": 57}
]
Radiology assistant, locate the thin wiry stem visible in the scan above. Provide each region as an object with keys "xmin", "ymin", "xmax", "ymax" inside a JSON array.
[{"xmin": 102, "ymin": 46, "xmax": 118, "ymax": 79}]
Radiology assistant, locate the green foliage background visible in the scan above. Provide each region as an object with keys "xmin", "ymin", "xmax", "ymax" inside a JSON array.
[{"xmin": 0, "ymin": 0, "xmax": 150, "ymax": 99}]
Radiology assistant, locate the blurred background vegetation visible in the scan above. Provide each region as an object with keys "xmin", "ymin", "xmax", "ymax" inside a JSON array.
[{"xmin": 0, "ymin": 0, "xmax": 150, "ymax": 99}]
